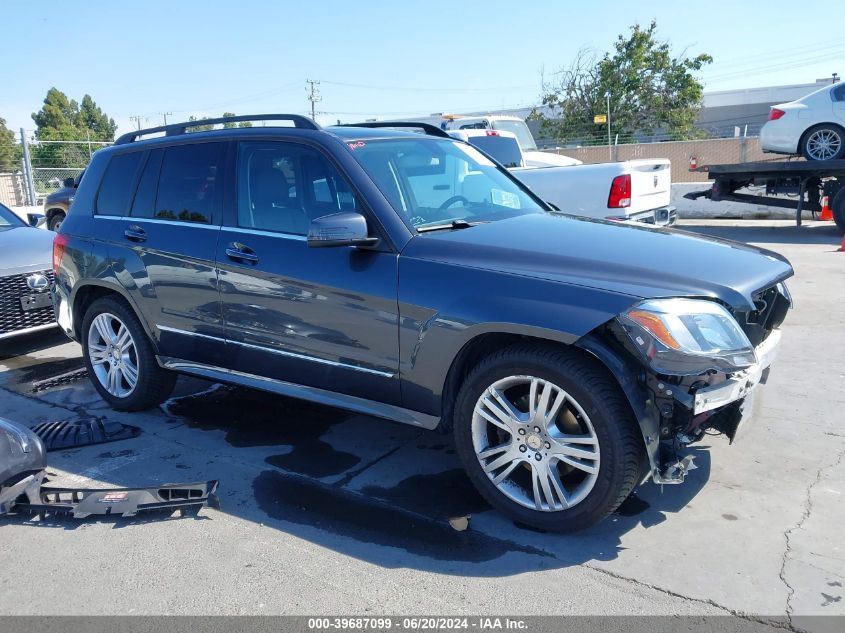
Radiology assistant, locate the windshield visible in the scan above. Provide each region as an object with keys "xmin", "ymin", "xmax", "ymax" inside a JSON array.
[
  {"xmin": 491, "ymin": 120, "xmax": 538, "ymax": 152},
  {"xmin": 348, "ymin": 138, "xmax": 545, "ymax": 230},
  {"xmin": 0, "ymin": 203, "xmax": 25, "ymax": 229}
]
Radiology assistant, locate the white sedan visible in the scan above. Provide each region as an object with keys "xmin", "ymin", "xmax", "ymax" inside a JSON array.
[{"xmin": 760, "ymin": 82, "xmax": 845, "ymax": 161}]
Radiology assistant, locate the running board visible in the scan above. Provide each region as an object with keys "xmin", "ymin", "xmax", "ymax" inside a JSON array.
[{"xmin": 157, "ymin": 356, "xmax": 442, "ymax": 431}]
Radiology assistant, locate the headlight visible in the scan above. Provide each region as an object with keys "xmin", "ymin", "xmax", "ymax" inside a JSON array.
[{"xmin": 617, "ymin": 298, "xmax": 757, "ymax": 375}]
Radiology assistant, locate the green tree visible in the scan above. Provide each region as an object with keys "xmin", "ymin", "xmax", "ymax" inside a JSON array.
[
  {"xmin": 78, "ymin": 95, "xmax": 117, "ymax": 140},
  {"xmin": 535, "ymin": 20, "xmax": 712, "ymax": 144},
  {"xmin": 0, "ymin": 118, "xmax": 21, "ymax": 172},
  {"xmin": 222, "ymin": 112, "xmax": 253, "ymax": 128},
  {"xmin": 31, "ymin": 88, "xmax": 117, "ymax": 169},
  {"xmin": 187, "ymin": 115, "xmax": 215, "ymax": 132}
]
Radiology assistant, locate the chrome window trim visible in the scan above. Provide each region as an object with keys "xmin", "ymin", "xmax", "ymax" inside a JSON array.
[
  {"xmin": 220, "ymin": 226, "xmax": 308, "ymax": 241},
  {"xmin": 156, "ymin": 324, "xmax": 394, "ymax": 378},
  {"xmin": 92, "ymin": 215, "xmax": 220, "ymax": 230}
]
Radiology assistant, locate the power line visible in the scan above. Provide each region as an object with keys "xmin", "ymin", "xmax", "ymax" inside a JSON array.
[
  {"xmin": 705, "ymin": 39, "xmax": 845, "ymax": 72},
  {"xmin": 320, "ymin": 79, "xmax": 539, "ymax": 93},
  {"xmin": 129, "ymin": 115, "xmax": 144, "ymax": 131}
]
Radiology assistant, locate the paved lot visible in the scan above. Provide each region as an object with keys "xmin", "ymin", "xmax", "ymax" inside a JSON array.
[{"xmin": 0, "ymin": 220, "xmax": 843, "ymax": 628}]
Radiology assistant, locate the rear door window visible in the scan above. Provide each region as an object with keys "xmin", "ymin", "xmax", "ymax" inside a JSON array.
[
  {"xmin": 145, "ymin": 143, "xmax": 224, "ymax": 224},
  {"xmin": 96, "ymin": 151, "xmax": 144, "ymax": 216}
]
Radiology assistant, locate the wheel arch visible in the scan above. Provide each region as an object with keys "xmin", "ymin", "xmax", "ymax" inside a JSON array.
[
  {"xmin": 439, "ymin": 324, "xmax": 657, "ymax": 468},
  {"xmin": 71, "ymin": 281, "xmax": 159, "ymax": 353},
  {"xmin": 799, "ymin": 122, "xmax": 845, "ymax": 159}
]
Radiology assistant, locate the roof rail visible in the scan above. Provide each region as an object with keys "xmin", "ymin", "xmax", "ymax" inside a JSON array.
[
  {"xmin": 114, "ymin": 114, "xmax": 321, "ymax": 145},
  {"xmin": 340, "ymin": 121, "xmax": 451, "ymax": 139}
]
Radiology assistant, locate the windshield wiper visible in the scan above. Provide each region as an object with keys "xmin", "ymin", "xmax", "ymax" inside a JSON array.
[{"xmin": 416, "ymin": 219, "xmax": 487, "ymax": 233}]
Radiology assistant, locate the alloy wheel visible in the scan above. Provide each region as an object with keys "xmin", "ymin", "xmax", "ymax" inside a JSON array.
[
  {"xmin": 471, "ymin": 375, "xmax": 600, "ymax": 512},
  {"xmin": 88, "ymin": 312, "xmax": 139, "ymax": 398},
  {"xmin": 806, "ymin": 129, "xmax": 842, "ymax": 160}
]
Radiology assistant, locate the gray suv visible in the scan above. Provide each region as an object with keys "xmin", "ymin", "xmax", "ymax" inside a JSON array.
[{"xmin": 53, "ymin": 114, "xmax": 793, "ymax": 531}]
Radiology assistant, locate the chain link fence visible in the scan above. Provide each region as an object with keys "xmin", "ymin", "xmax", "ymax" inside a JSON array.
[
  {"xmin": 0, "ymin": 126, "xmax": 794, "ymax": 206},
  {"xmin": 0, "ymin": 132, "xmax": 112, "ymax": 206}
]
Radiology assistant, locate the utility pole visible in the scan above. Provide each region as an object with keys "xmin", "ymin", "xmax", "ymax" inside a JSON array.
[
  {"xmin": 159, "ymin": 111, "xmax": 172, "ymax": 125},
  {"xmin": 129, "ymin": 115, "xmax": 143, "ymax": 131},
  {"xmin": 832, "ymin": 73, "xmax": 840, "ymax": 85},
  {"xmin": 605, "ymin": 91, "xmax": 612, "ymax": 161},
  {"xmin": 19, "ymin": 128, "xmax": 36, "ymax": 206},
  {"xmin": 306, "ymin": 79, "xmax": 321, "ymax": 121}
]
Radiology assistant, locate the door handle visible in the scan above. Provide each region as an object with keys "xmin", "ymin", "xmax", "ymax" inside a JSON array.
[
  {"xmin": 124, "ymin": 225, "xmax": 147, "ymax": 242},
  {"xmin": 226, "ymin": 243, "xmax": 259, "ymax": 264}
]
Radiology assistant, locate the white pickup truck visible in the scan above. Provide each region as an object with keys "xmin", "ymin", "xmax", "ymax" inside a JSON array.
[{"xmin": 446, "ymin": 115, "xmax": 675, "ymax": 225}]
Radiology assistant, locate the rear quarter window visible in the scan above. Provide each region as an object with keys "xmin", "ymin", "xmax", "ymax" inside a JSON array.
[
  {"xmin": 833, "ymin": 84, "xmax": 845, "ymax": 102},
  {"xmin": 96, "ymin": 152, "xmax": 144, "ymax": 216}
]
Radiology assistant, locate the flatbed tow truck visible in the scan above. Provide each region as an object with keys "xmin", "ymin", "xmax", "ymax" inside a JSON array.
[{"xmin": 685, "ymin": 159, "xmax": 845, "ymax": 232}]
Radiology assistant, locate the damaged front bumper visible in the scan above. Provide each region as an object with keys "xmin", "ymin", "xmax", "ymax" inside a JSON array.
[
  {"xmin": 579, "ymin": 326, "xmax": 783, "ymax": 487},
  {"xmin": 650, "ymin": 329, "xmax": 781, "ymax": 484}
]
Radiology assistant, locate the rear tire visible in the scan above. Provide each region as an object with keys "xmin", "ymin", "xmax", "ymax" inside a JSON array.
[
  {"xmin": 47, "ymin": 212, "xmax": 65, "ymax": 232},
  {"xmin": 832, "ymin": 188, "xmax": 845, "ymax": 233},
  {"xmin": 81, "ymin": 296, "xmax": 176, "ymax": 411},
  {"xmin": 801, "ymin": 124, "xmax": 845, "ymax": 161},
  {"xmin": 452, "ymin": 343, "xmax": 644, "ymax": 532}
]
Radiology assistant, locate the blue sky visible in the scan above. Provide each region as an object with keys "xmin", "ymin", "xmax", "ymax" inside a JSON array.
[{"xmin": 4, "ymin": 0, "xmax": 845, "ymax": 137}]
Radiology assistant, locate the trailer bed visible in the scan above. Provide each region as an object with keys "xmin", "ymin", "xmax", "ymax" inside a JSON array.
[{"xmin": 687, "ymin": 160, "xmax": 845, "ymax": 230}]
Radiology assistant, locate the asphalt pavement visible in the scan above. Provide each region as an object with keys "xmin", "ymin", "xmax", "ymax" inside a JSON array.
[{"xmin": 0, "ymin": 219, "xmax": 842, "ymax": 631}]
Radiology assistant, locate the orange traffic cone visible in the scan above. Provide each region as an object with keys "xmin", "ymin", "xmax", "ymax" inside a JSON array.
[{"xmin": 820, "ymin": 196, "xmax": 833, "ymax": 221}]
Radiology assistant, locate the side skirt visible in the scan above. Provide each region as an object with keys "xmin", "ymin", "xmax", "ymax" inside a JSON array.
[{"xmin": 157, "ymin": 356, "xmax": 441, "ymax": 431}]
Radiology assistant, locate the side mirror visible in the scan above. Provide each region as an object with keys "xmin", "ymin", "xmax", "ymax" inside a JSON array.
[
  {"xmin": 307, "ymin": 212, "xmax": 379, "ymax": 248},
  {"xmin": 26, "ymin": 213, "xmax": 46, "ymax": 228},
  {"xmin": 62, "ymin": 177, "xmax": 76, "ymax": 188}
]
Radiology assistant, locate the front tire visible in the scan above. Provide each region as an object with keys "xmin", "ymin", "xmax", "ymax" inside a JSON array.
[
  {"xmin": 453, "ymin": 343, "xmax": 643, "ymax": 532},
  {"xmin": 801, "ymin": 124, "xmax": 845, "ymax": 161},
  {"xmin": 82, "ymin": 296, "xmax": 176, "ymax": 411}
]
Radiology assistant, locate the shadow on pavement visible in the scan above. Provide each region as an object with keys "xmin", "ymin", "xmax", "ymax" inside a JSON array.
[
  {"xmin": 1, "ymin": 326, "xmax": 713, "ymax": 578},
  {"xmin": 680, "ymin": 221, "xmax": 842, "ymax": 246},
  {"xmin": 0, "ymin": 328, "xmax": 74, "ymax": 361}
]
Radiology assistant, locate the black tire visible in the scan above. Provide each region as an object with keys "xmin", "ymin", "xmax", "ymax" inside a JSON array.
[
  {"xmin": 81, "ymin": 296, "xmax": 176, "ymax": 411},
  {"xmin": 47, "ymin": 212, "xmax": 65, "ymax": 232},
  {"xmin": 800, "ymin": 124, "xmax": 845, "ymax": 161},
  {"xmin": 832, "ymin": 188, "xmax": 845, "ymax": 233},
  {"xmin": 452, "ymin": 342, "xmax": 644, "ymax": 532}
]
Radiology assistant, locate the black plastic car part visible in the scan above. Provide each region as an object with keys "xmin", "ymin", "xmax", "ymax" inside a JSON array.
[
  {"xmin": 1, "ymin": 416, "xmax": 219, "ymax": 519},
  {"xmin": 0, "ymin": 417, "xmax": 47, "ymax": 515},
  {"xmin": 15, "ymin": 480, "xmax": 220, "ymax": 518},
  {"xmin": 30, "ymin": 418, "xmax": 141, "ymax": 451}
]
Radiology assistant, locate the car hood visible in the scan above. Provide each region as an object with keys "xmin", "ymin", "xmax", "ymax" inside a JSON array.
[
  {"xmin": 0, "ymin": 226, "xmax": 54, "ymax": 276},
  {"xmin": 402, "ymin": 213, "xmax": 793, "ymax": 310}
]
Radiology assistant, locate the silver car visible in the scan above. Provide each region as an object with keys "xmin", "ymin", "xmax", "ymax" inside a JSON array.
[{"xmin": 0, "ymin": 203, "xmax": 57, "ymax": 341}]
